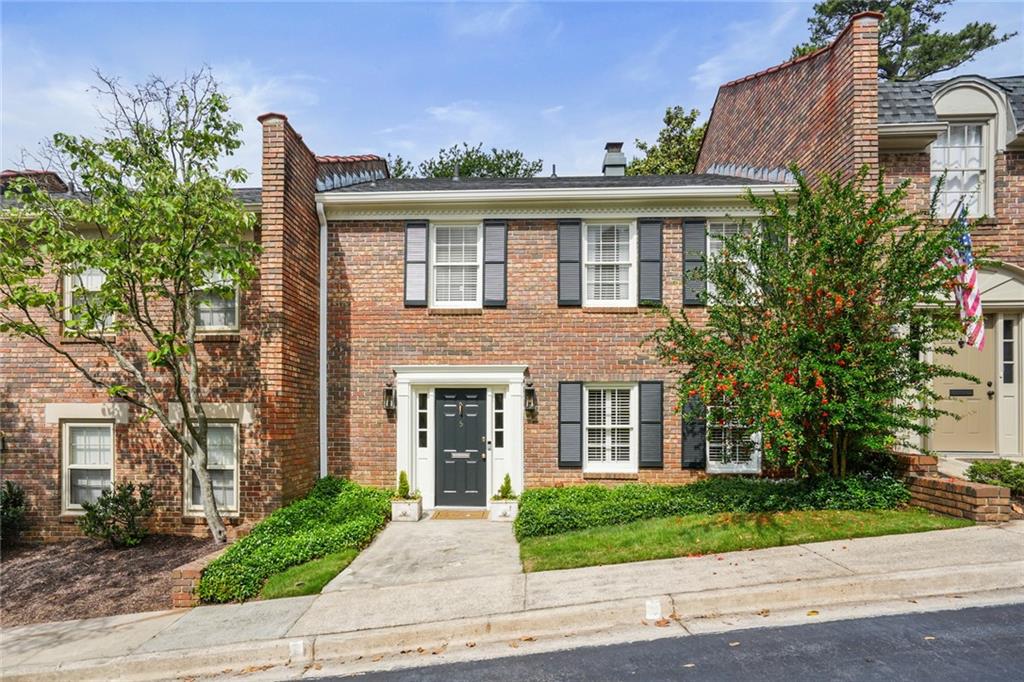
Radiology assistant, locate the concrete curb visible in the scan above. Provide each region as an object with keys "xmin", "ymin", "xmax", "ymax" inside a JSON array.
[{"xmin": 4, "ymin": 560, "xmax": 1022, "ymax": 681}]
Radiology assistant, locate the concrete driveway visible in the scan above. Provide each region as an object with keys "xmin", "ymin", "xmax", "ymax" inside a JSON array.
[{"xmin": 323, "ymin": 518, "xmax": 522, "ymax": 592}]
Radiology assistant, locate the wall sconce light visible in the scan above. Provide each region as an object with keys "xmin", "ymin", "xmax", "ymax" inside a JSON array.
[
  {"xmin": 382, "ymin": 380, "xmax": 397, "ymax": 413},
  {"xmin": 524, "ymin": 380, "xmax": 538, "ymax": 417}
]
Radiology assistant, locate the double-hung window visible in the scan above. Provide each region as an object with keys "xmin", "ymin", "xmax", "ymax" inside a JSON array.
[
  {"xmin": 187, "ymin": 422, "xmax": 239, "ymax": 513},
  {"xmin": 931, "ymin": 123, "xmax": 987, "ymax": 217},
  {"xmin": 63, "ymin": 267, "xmax": 113, "ymax": 333},
  {"xmin": 705, "ymin": 220, "xmax": 748, "ymax": 299},
  {"xmin": 706, "ymin": 409, "xmax": 761, "ymax": 474},
  {"xmin": 431, "ymin": 223, "xmax": 482, "ymax": 307},
  {"xmin": 583, "ymin": 222, "xmax": 636, "ymax": 306},
  {"xmin": 63, "ymin": 422, "xmax": 114, "ymax": 510},
  {"xmin": 584, "ymin": 384, "xmax": 637, "ymax": 472},
  {"xmin": 196, "ymin": 271, "xmax": 239, "ymax": 332}
]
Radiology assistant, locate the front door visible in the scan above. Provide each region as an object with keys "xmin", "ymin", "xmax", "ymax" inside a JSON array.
[
  {"xmin": 932, "ymin": 315, "xmax": 998, "ymax": 452},
  {"xmin": 435, "ymin": 388, "xmax": 487, "ymax": 506}
]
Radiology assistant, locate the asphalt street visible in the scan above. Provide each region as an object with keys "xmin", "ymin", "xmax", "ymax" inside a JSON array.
[{"xmin": 324, "ymin": 603, "xmax": 1024, "ymax": 681}]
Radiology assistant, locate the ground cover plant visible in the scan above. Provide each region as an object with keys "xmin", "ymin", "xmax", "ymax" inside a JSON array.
[{"xmin": 198, "ymin": 477, "xmax": 389, "ymax": 603}]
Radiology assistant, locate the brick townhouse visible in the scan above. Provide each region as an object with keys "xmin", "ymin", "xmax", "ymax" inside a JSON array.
[
  {"xmin": 2, "ymin": 12, "xmax": 1021, "ymax": 540},
  {"xmin": 696, "ymin": 11, "xmax": 1023, "ymax": 462}
]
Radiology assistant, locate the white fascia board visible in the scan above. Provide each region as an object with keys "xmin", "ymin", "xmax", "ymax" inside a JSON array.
[{"xmin": 316, "ymin": 183, "xmax": 795, "ymax": 207}]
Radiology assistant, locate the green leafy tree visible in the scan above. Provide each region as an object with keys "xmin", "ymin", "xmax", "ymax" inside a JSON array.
[
  {"xmin": 792, "ymin": 0, "xmax": 1017, "ymax": 81},
  {"xmin": 416, "ymin": 142, "xmax": 543, "ymax": 178},
  {"xmin": 649, "ymin": 167, "xmax": 980, "ymax": 478},
  {"xmin": 627, "ymin": 107, "xmax": 707, "ymax": 176},
  {"xmin": 0, "ymin": 70, "xmax": 258, "ymax": 543},
  {"xmin": 386, "ymin": 153, "xmax": 415, "ymax": 179}
]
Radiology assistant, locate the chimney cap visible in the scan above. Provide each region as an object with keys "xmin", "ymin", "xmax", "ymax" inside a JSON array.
[{"xmin": 604, "ymin": 141, "xmax": 624, "ymax": 152}]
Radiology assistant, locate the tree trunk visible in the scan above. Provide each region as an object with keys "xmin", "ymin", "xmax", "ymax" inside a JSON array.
[{"xmin": 189, "ymin": 446, "xmax": 228, "ymax": 544}]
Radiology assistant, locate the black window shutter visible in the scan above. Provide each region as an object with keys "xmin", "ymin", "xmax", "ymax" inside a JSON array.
[
  {"xmin": 683, "ymin": 218, "xmax": 707, "ymax": 305},
  {"xmin": 557, "ymin": 219, "xmax": 582, "ymax": 306},
  {"xmin": 558, "ymin": 382, "xmax": 583, "ymax": 468},
  {"xmin": 483, "ymin": 220, "xmax": 507, "ymax": 307},
  {"xmin": 404, "ymin": 220, "xmax": 428, "ymax": 307},
  {"xmin": 638, "ymin": 219, "xmax": 663, "ymax": 306},
  {"xmin": 638, "ymin": 381, "xmax": 664, "ymax": 468},
  {"xmin": 682, "ymin": 397, "xmax": 707, "ymax": 468}
]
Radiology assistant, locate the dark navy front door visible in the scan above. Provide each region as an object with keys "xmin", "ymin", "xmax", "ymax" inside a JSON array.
[{"xmin": 435, "ymin": 388, "xmax": 487, "ymax": 507}]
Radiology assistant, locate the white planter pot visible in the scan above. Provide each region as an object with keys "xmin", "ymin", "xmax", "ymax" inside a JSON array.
[
  {"xmin": 489, "ymin": 500, "xmax": 518, "ymax": 521},
  {"xmin": 391, "ymin": 498, "xmax": 422, "ymax": 522}
]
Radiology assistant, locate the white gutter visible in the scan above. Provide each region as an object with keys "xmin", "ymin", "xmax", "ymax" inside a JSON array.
[
  {"xmin": 315, "ymin": 183, "xmax": 795, "ymax": 206},
  {"xmin": 317, "ymin": 199, "xmax": 328, "ymax": 479}
]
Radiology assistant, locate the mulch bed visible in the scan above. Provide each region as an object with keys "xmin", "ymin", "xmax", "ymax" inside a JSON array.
[{"xmin": 1, "ymin": 535, "xmax": 218, "ymax": 628}]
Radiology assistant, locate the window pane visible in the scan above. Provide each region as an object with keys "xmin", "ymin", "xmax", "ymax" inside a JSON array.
[
  {"xmin": 197, "ymin": 290, "xmax": 237, "ymax": 329},
  {"xmin": 587, "ymin": 263, "xmax": 629, "ymax": 301},
  {"xmin": 966, "ymin": 125, "xmax": 982, "ymax": 146},
  {"xmin": 494, "ymin": 431, "xmax": 504, "ymax": 448},
  {"xmin": 206, "ymin": 425, "xmax": 236, "ymax": 467},
  {"xmin": 435, "ymin": 226, "xmax": 478, "ymax": 264},
  {"xmin": 587, "ymin": 225, "xmax": 629, "ymax": 263},
  {"xmin": 70, "ymin": 469, "xmax": 111, "ymax": 505},
  {"xmin": 494, "ymin": 393, "xmax": 503, "ymax": 410},
  {"xmin": 418, "ymin": 393, "xmax": 428, "ymax": 410},
  {"xmin": 191, "ymin": 469, "xmax": 236, "ymax": 508},
  {"xmin": 434, "ymin": 265, "xmax": 478, "ymax": 302},
  {"xmin": 69, "ymin": 426, "xmax": 112, "ymax": 466}
]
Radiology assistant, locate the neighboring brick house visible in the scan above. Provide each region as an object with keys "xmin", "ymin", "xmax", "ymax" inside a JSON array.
[
  {"xmin": 698, "ymin": 11, "xmax": 1023, "ymax": 459},
  {"xmin": 3, "ymin": 13, "xmax": 1021, "ymax": 540}
]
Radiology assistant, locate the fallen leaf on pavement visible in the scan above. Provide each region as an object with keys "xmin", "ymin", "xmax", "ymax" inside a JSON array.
[
  {"xmin": 729, "ymin": 641, "xmax": 740, "ymax": 647},
  {"xmin": 372, "ymin": 655, "xmax": 384, "ymax": 662},
  {"xmin": 807, "ymin": 610, "xmax": 819, "ymax": 616},
  {"xmin": 466, "ymin": 642, "xmax": 476, "ymax": 648},
  {"xmin": 509, "ymin": 640, "xmax": 520, "ymax": 648},
  {"xmin": 924, "ymin": 636, "xmax": 936, "ymax": 641},
  {"xmin": 655, "ymin": 619, "xmax": 671, "ymax": 627},
  {"xmin": 521, "ymin": 636, "xmax": 536, "ymax": 641},
  {"xmin": 757, "ymin": 609, "xmax": 770, "ymax": 617}
]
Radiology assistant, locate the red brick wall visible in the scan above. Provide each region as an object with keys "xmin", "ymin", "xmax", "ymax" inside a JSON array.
[
  {"xmin": 0, "ymin": 273, "xmax": 268, "ymax": 542},
  {"xmin": 882, "ymin": 150, "xmax": 1024, "ymax": 268},
  {"xmin": 697, "ymin": 12, "xmax": 880, "ymax": 183},
  {"xmin": 327, "ymin": 218, "xmax": 706, "ymax": 489},
  {"xmin": 257, "ymin": 114, "xmax": 321, "ymax": 504}
]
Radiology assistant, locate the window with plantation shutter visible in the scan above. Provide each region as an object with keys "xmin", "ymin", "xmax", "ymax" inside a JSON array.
[
  {"xmin": 705, "ymin": 408, "xmax": 761, "ymax": 474},
  {"xmin": 584, "ymin": 385, "xmax": 637, "ymax": 473},
  {"xmin": 431, "ymin": 223, "xmax": 482, "ymax": 307},
  {"xmin": 584, "ymin": 223, "xmax": 636, "ymax": 306}
]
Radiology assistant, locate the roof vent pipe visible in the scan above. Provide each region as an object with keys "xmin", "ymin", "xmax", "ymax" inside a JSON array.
[{"xmin": 602, "ymin": 142, "xmax": 626, "ymax": 176}]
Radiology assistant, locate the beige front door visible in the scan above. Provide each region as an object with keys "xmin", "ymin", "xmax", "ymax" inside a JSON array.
[{"xmin": 932, "ymin": 315, "xmax": 997, "ymax": 452}]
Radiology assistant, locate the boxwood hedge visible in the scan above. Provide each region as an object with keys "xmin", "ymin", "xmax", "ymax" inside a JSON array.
[
  {"xmin": 198, "ymin": 477, "xmax": 390, "ymax": 603},
  {"xmin": 513, "ymin": 474, "xmax": 910, "ymax": 540}
]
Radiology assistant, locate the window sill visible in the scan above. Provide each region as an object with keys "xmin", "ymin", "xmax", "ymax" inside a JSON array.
[
  {"xmin": 428, "ymin": 308, "xmax": 484, "ymax": 316},
  {"xmin": 59, "ymin": 512, "xmax": 85, "ymax": 522},
  {"xmin": 197, "ymin": 332, "xmax": 241, "ymax": 343},
  {"xmin": 582, "ymin": 307, "xmax": 639, "ymax": 315},
  {"xmin": 182, "ymin": 512, "xmax": 242, "ymax": 523},
  {"xmin": 583, "ymin": 471, "xmax": 639, "ymax": 481}
]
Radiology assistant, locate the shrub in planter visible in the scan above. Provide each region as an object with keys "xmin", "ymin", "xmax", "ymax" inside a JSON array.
[
  {"xmin": 392, "ymin": 471, "xmax": 422, "ymax": 522},
  {"xmin": 966, "ymin": 459, "xmax": 1024, "ymax": 497},
  {"xmin": 77, "ymin": 481, "xmax": 155, "ymax": 548},
  {"xmin": 199, "ymin": 477, "xmax": 391, "ymax": 603},
  {"xmin": 1, "ymin": 480, "xmax": 27, "ymax": 547}
]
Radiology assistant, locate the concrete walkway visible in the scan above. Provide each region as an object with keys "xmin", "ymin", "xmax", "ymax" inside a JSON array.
[
  {"xmin": 324, "ymin": 519, "xmax": 521, "ymax": 591},
  {"xmin": 2, "ymin": 522, "xmax": 1023, "ymax": 681}
]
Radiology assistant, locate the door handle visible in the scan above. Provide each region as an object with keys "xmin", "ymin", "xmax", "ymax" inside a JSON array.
[{"xmin": 987, "ymin": 390, "xmax": 995, "ymax": 399}]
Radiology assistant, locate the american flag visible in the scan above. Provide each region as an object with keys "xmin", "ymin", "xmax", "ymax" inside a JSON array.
[{"xmin": 940, "ymin": 204, "xmax": 985, "ymax": 350}]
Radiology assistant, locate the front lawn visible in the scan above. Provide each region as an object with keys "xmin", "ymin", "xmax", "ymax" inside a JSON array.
[
  {"xmin": 259, "ymin": 549, "xmax": 358, "ymax": 599},
  {"xmin": 519, "ymin": 508, "xmax": 971, "ymax": 572}
]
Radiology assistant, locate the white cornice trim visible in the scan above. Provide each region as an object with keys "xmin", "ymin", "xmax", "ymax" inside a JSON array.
[
  {"xmin": 326, "ymin": 205, "xmax": 765, "ymax": 221},
  {"xmin": 878, "ymin": 122, "xmax": 947, "ymax": 136},
  {"xmin": 316, "ymin": 183, "xmax": 794, "ymax": 206}
]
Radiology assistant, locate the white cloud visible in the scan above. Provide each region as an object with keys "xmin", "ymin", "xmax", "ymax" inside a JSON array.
[
  {"xmin": 620, "ymin": 28, "xmax": 680, "ymax": 83},
  {"xmin": 446, "ymin": 2, "xmax": 530, "ymax": 38},
  {"xmin": 689, "ymin": 4, "xmax": 801, "ymax": 90},
  {"xmin": 541, "ymin": 105, "xmax": 565, "ymax": 117}
]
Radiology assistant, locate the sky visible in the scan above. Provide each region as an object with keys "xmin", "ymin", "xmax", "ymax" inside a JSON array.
[{"xmin": 2, "ymin": 1, "xmax": 1023, "ymax": 181}]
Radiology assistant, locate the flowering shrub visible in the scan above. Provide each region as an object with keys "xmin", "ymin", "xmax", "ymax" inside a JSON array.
[{"xmin": 650, "ymin": 167, "xmax": 982, "ymax": 477}]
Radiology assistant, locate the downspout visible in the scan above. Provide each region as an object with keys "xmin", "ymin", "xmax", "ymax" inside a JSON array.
[{"xmin": 317, "ymin": 200, "xmax": 328, "ymax": 478}]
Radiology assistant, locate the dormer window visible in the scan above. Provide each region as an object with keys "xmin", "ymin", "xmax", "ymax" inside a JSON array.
[{"xmin": 931, "ymin": 122, "xmax": 987, "ymax": 217}]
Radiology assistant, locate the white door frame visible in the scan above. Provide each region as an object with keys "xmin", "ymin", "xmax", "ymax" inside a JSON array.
[{"xmin": 394, "ymin": 365, "xmax": 526, "ymax": 509}]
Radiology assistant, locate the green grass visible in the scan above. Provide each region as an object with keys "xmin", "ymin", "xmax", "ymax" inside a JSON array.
[
  {"xmin": 258, "ymin": 549, "xmax": 359, "ymax": 600},
  {"xmin": 519, "ymin": 508, "xmax": 972, "ymax": 572}
]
